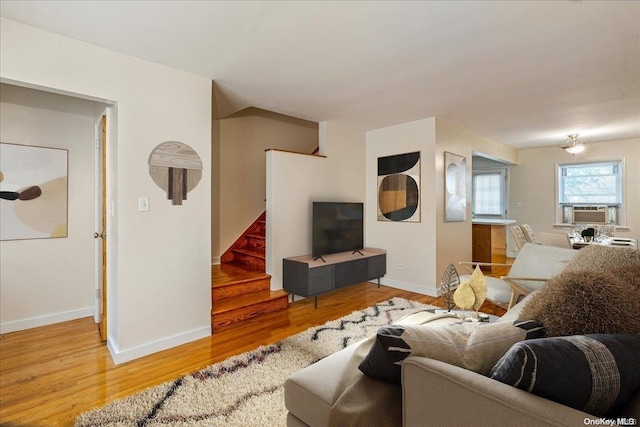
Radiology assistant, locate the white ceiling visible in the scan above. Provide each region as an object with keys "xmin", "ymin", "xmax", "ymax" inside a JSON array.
[{"xmin": 1, "ymin": 1, "xmax": 639, "ymax": 149}]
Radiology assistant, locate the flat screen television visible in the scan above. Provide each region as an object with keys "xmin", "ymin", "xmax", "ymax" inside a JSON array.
[{"xmin": 312, "ymin": 202, "xmax": 364, "ymax": 258}]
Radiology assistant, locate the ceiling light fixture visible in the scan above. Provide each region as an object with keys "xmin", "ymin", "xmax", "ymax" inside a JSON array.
[{"xmin": 560, "ymin": 134, "xmax": 585, "ymax": 154}]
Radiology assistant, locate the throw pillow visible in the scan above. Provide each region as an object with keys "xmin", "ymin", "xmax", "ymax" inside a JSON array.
[
  {"xmin": 612, "ymin": 263, "xmax": 640, "ymax": 289},
  {"xmin": 519, "ymin": 268, "xmax": 640, "ymax": 337},
  {"xmin": 563, "ymin": 245, "xmax": 640, "ymax": 274},
  {"xmin": 490, "ymin": 334, "xmax": 640, "ymax": 417},
  {"xmin": 358, "ymin": 319, "xmax": 544, "ymax": 384}
]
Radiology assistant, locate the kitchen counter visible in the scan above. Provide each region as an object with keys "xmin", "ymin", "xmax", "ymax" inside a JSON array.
[
  {"xmin": 472, "ymin": 220, "xmax": 514, "ymax": 270},
  {"xmin": 472, "ymin": 219, "xmax": 517, "ymax": 225}
]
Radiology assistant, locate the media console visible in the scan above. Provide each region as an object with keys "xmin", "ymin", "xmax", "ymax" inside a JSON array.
[{"xmin": 283, "ymin": 248, "xmax": 386, "ymax": 308}]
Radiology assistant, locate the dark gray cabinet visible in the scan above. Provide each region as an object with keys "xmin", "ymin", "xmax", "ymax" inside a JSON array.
[{"xmin": 283, "ymin": 248, "xmax": 386, "ymax": 308}]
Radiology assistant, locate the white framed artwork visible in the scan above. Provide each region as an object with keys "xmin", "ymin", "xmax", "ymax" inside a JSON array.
[{"xmin": 444, "ymin": 151, "xmax": 467, "ymax": 222}]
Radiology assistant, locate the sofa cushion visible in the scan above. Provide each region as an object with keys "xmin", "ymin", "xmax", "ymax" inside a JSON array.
[
  {"xmin": 490, "ymin": 334, "xmax": 640, "ymax": 417},
  {"xmin": 358, "ymin": 319, "xmax": 544, "ymax": 384},
  {"xmin": 519, "ymin": 266, "xmax": 640, "ymax": 337}
]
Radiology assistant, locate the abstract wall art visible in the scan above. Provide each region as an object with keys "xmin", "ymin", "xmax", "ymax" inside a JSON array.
[
  {"xmin": 0, "ymin": 143, "xmax": 69, "ymax": 241},
  {"xmin": 377, "ymin": 151, "xmax": 420, "ymax": 222},
  {"xmin": 444, "ymin": 151, "xmax": 467, "ymax": 222},
  {"xmin": 149, "ymin": 141, "xmax": 202, "ymax": 205}
]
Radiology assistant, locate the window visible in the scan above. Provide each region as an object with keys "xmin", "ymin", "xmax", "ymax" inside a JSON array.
[
  {"xmin": 557, "ymin": 161, "xmax": 623, "ymax": 224},
  {"xmin": 473, "ymin": 169, "xmax": 506, "ymax": 217},
  {"xmin": 558, "ymin": 161, "xmax": 621, "ymax": 204}
]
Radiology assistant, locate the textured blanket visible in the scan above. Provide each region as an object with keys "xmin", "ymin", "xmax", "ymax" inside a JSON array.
[{"xmin": 327, "ymin": 311, "xmax": 460, "ymax": 427}]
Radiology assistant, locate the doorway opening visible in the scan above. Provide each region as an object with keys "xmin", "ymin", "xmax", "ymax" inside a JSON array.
[{"xmin": 0, "ymin": 81, "xmax": 117, "ymax": 343}]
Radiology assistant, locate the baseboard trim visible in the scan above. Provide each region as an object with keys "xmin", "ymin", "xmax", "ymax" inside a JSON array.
[
  {"xmin": 0, "ymin": 307, "xmax": 94, "ymax": 334},
  {"xmin": 107, "ymin": 326, "xmax": 211, "ymax": 365},
  {"xmin": 379, "ymin": 278, "xmax": 438, "ymax": 297},
  {"xmin": 211, "ymin": 257, "xmax": 221, "ymax": 265}
]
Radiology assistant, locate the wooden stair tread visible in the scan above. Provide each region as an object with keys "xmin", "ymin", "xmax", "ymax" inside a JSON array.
[
  {"xmin": 211, "ymin": 272, "xmax": 271, "ymax": 289},
  {"xmin": 232, "ymin": 248, "xmax": 265, "ymax": 259},
  {"xmin": 212, "ymin": 290, "xmax": 288, "ymax": 314},
  {"xmin": 212, "ymin": 265, "xmax": 266, "ymax": 284}
]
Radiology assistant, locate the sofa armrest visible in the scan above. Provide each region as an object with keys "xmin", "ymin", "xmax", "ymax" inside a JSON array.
[
  {"xmin": 402, "ymin": 357, "xmax": 595, "ymax": 427},
  {"xmin": 500, "ymin": 276, "xmax": 550, "ymax": 309},
  {"xmin": 458, "ymin": 261, "xmax": 512, "ymax": 274}
]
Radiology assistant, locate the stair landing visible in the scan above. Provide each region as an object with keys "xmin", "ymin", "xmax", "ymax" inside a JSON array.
[{"xmin": 212, "ymin": 263, "xmax": 288, "ymax": 331}]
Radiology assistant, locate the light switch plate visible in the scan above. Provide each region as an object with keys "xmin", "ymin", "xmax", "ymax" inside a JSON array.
[{"xmin": 138, "ymin": 196, "xmax": 150, "ymax": 212}]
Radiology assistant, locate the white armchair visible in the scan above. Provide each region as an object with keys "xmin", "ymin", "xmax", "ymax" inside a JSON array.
[
  {"xmin": 537, "ymin": 232, "xmax": 573, "ymax": 249},
  {"xmin": 520, "ymin": 224, "xmax": 539, "ymax": 244},
  {"xmin": 509, "ymin": 225, "xmax": 527, "ymax": 251},
  {"xmin": 459, "ymin": 243, "xmax": 577, "ymax": 309}
]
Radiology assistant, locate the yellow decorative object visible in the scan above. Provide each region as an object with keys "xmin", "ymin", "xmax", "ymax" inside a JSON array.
[
  {"xmin": 469, "ymin": 265, "xmax": 488, "ymax": 312},
  {"xmin": 453, "ymin": 281, "xmax": 476, "ymax": 310}
]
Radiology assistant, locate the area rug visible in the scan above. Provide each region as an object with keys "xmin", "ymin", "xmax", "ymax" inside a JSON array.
[{"xmin": 75, "ymin": 297, "xmax": 435, "ymax": 427}]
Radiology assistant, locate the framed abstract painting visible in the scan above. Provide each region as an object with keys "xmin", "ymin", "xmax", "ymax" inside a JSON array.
[
  {"xmin": 377, "ymin": 151, "xmax": 420, "ymax": 222},
  {"xmin": 0, "ymin": 143, "xmax": 68, "ymax": 241}
]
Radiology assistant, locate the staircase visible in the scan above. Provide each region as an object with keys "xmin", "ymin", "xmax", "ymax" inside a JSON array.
[
  {"xmin": 220, "ymin": 212, "xmax": 268, "ymax": 270},
  {"xmin": 212, "ymin": 212, "xmax": 289, "ymax": 331}
]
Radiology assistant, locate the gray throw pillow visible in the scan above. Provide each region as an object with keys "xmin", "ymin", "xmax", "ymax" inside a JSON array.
[{"xmin": 491, "ymin": 334, "xmax": 640, "ymax": 417}]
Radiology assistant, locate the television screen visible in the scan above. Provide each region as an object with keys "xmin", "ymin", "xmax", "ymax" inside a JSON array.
[{"xmin": 312, "ymin": 202, "xmax": 364, "ymax": 257}]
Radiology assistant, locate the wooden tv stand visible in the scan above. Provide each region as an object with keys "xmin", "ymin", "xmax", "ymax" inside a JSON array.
[{"xmin": 283, "ymin": 248, "xmax": 386, "ymax": 308}]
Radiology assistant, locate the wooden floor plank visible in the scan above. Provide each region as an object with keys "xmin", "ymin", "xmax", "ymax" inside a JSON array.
[{"xmin": 0, "ymin": 280, "xmax": 506, "ymax": 426}]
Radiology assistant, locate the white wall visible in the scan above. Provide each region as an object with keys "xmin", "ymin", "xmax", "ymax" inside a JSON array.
[
  {"xmin": 217, "ymin": 108, "xmax": 318, "ymax": 262},
  {"xmin": 266, "ymin": 121, "xmax": 365, "ymax": 290},
  {"xmin": 267, "ymin": 116, "xmax": 518, "ymax": 298},
  {"xmin": 510, "ymin": 138, "xmax": 640, "ymax": 238},
  {"xmin": 434, "ymin": 118, "xmax": 518, "ymax": 283},
  {"xmin": 366, "ymin": 118, "xmax": 438, "ymax": 295},
  {"xmin": 0, "ymin": 84, "xmax": 100, "ymax": 332},
  {"xmin": 1, "ymin": 18, "xmax": 212, "ymax": 363}
]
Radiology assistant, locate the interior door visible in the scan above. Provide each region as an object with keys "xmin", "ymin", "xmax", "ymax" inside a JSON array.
[{"xmin": 95, "ymin": 114, "xmax": 107, "ymax": 341}]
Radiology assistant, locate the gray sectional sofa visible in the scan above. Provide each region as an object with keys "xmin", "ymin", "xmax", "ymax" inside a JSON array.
[{"xmin": 284, "ymin": 245, "xmax": 640, "ymax": 426}]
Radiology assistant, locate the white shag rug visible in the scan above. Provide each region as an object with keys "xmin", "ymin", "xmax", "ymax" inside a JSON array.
[{"xmin": 75, "ymin": 297, "xmax": 435, "ymax": 427}]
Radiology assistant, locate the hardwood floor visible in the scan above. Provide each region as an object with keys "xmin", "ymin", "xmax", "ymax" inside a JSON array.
[{"xmin": 0, "ymin": 281, "xmax": 506, "ymax": 427}]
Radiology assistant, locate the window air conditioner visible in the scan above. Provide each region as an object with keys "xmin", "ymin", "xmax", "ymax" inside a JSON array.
[{"xmin": 572, "ymin": 206, "xmax": 608, "ymax": 224}]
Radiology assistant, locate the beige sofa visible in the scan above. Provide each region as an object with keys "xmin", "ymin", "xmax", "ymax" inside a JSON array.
[{"xmin": 284, "ymin": 245, "xmax": 640, "ymax": 427}]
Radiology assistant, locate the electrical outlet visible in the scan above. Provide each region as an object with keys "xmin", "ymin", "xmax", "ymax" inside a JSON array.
[{"xmin": 396, "ymin": 263, "xmax": 405, "ymax": 270}]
